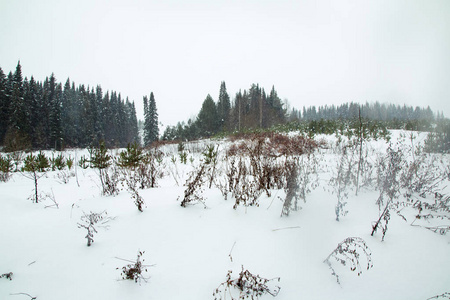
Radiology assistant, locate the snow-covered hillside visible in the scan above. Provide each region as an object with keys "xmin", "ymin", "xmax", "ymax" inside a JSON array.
[{"xmin": 1, "ymin": 130, "xmax": 449, "ymax": 300}]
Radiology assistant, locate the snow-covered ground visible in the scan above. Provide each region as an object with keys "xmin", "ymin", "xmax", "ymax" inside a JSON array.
[{"xmin": 1, "ymin": 130, "xmax": 449, "ymax": 300}]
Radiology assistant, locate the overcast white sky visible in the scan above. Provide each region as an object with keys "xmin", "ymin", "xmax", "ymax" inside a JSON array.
[{"xmin": 1, "ymin": 0, "xmax": 449, "ymax": 127}]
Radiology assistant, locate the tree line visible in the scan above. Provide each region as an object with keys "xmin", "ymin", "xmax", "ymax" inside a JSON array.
[
  {"xmin": 1, "ymin": 61, "xmax": 445, "ymax": 150},
  {"xmin": 0, "ymin": 62, "xmax": 139, "ymax": 151},
  {"xmin": 161, "ymin": 81, "xmax": 443, "ymax": 141},
  {"xmin": 162, "ymin": 82, "xmax": 285, "ymax": 141},
  {"xmin": 289, "ymin": 101, "xmax": 440, "ymax": 131}
]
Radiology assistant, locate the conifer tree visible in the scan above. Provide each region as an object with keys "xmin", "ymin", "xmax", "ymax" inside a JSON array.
[
  {"xmin": 217, "ymin": 81, "xmax": 231, "ymax": 132},
  {"xmin": 197, "ymin": 94, "xmax": 218, "ymax": 137},
  {"xmin": 0, "ymin": 68, "xmax": 10, "ymax": 143},
  {"xmin": 8, "ymin": 62, "xmax": 26, "ymax": 131},
  {"xmin": 143, "ymin": 92, "xmax": 159, "ymax": 146}
]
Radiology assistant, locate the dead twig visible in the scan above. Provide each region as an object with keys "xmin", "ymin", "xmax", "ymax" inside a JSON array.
[
  {"xmin": 10, "ymin": 293, "xmax": 37, "ymax": 299},
  {"xmin": 272, "ymin": 226, "xmax": 301, "ymax": 232}
]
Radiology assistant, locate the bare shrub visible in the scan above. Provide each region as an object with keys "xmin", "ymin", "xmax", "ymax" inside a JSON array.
[
  {"xmin": 100, "ymin": 164, "xmax": 121, "ymax": 196},
  {"xmin": 122, "ymin": 169, "xmax": 146, "ymax": 212},
  {"xmin": 427, "ymin": 292, "xmax": 450, "ymax": 299},
  {"xmin": 213, "ymin": 265, "xmax": 281, "ymax": 300},
  {"xmin": 231, "ymin": 159, "xmax": 262, "ymax": 209},
  {"xmin": 329, "ymin": 143, "xmax": 358, "ymax": 221},
  {"xmin": 323, "ymin": 237, "xmax": 373, "ymax": 285},
  {"xmin": 136, "ymin": 150, "xmax": 164, "ymax": 189},
  {"xmin": 90, "ymin": 142, "xmax": 120, "ymax": 196},
  {"xmin": 1, "ymin": 272, "xmax": 13, "ymax": 280},
  {"xmin": 401, "ymin": 150, "xmax": 446, "ymax": 199},
  {"xmin": 117, "ymin": 251, "xmax": 152, "ymax": 284},
  {"xmin": 77, "ymin": 210, "xmax": 112, "ymax": 246},
  {"xmin": 281, "ymin": 159, "xmax": 300, "ymax": 217},
  {"xmin": 181, "ymin": 163, "xmax": 208, "ymax": 208},
  {"xmin": 56, "ymin": 169, "xmax": 74, "ymax": 184},
  {"xmin": 371, "ymin": 143, "xmax": 405, "ymax": 241}
]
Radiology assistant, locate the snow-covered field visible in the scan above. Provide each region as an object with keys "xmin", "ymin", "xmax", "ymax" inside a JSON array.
[{"xmin": 1, "ymin": 130, "xmax": 449, "ymax": 300}]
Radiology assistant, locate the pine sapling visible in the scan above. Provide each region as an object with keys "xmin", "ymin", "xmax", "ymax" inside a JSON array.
[{"xmin": 21, "ymin": 153, "xmax": 47, "ymax": 203}]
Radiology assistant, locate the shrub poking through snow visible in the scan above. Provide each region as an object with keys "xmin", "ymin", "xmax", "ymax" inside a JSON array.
[
  {"xmin": 203, "ymin": 144, "xmax": 219, "ymax": 188},
  {"xmin": 50, "ymin": 152, "xmax": 66, "ymax": 171},
  {"xmin": 117, "ymin": 251, "xmax": 152, "ymax": 284},
  {"xmin": 0, "ymin": 154, "xmax": 14, "ymax": 182},
  {"xmin": 371, "ymin": 143, "xmax": 404, "ymax": 241},
  {"xmin": 181, "ymin": 163, "xmax": 207, "ymax": 208},
  {"xmin": 1, "ymin": 272, "xmax": 13, "ymax": 280},
  {"xmin": 213, "ymin": 265, "xmax": 281, "ymax": 300},
  {"xmin": 36, "ymin": 151, "xmax": 50, "ymax": 172},
  {"xmin": 90, "ymin": 142, "xmax": 120, "ymax": 196},
  {"xmin": 281, "ymin": 159, "xmax": 300, "ymax": 217},
  {"xmin": 329, "ymin": 143, "xmax": 357, "ymax": 221},
  {"xmin": 121, "ymin": 169, "xmax": 145, "ymax": 212},
  {"xmin": 66, "ymin": 156, "xmax": 74, "ymax": 170},
  {"xmin": 77, "ymin": 210, "xmax": 112, "ymax": 246},
  {"xmin": 136, "ymin": 150, "xmax": 164, "ymax": 189},
  {"xmin": 323, "ymin": 237, "xmax": 373, "ymax": 285},
  {"xmin": 78, "ymin": 155, "xmax": 89, "ymax": 169},
  {"xmin": 427, "ymin": 292, "xmax": 450, "ymax": 299},
  {"xmin": 117, "ymin": 142, "xmax": 143, "ymax": 169},
  {"xmin": 21, "ymin": 153, "xmax": 48, "ymax": 203}
]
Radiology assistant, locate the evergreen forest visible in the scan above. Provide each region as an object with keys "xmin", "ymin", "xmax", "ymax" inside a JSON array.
[{"xmin": 0, "ymin": 62, "xmax": 139, "ymax": 151}]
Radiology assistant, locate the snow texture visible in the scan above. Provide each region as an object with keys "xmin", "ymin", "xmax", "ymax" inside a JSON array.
[{"xmin": 0, "ymin": 131, "xmax": 449, "ymax": 300}]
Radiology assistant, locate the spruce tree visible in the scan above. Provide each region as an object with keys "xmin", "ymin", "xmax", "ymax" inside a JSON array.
[
  {"xmin": 48, "ymin": 74, "xmax": 63, "ymax": 150},
  {"xmin": 143, "ymin": 95, "xmax": 149, "ymax": 145},
  {"xmin": 217, "ymin": 81, "xmax": 231, "ymax": 132},
  {"xmin": 0, "ymin": 68, "xmax": 9, "ymax": 143},
  {"xmin": 143, "ymin": 92, "xmax": 159, "ymax": 146},
  {"xmin": 148, "ymin": 92, "xmax": 159, "ymax": 143},
  {"xmin": 197, "ymin": 94, "xmax": 218, "ymax": 137},
  {"xmin": 6, "ymin": 61, "xmax": 31, "ymax": 150},
  {"xmin": 8, "ymin": 62, "xmax": 26, "ymax": 131}
]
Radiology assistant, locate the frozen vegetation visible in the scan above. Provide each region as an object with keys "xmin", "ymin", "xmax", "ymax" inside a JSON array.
[{"xmin": 0, "ymin": 130, "xmax": 449, "ymax": 300}]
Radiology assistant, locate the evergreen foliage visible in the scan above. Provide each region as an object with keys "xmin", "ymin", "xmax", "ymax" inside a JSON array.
[
  {"xmin": 143, "ymin": 92, "xmax": 159, "ymax": 146},
  {"xmin": 197, "ymin": 94, "xmax": 219, "ymax": 138},
  {"xmin": 217, "ymin": 81, "xmax": 231, "ymax": 132},
  {"xmin": 162, "ymin": 82, "xmax": 289, "ymax": 141},
  {"xmin": 0, "ymin": 62, "xmax": 139, "ymax": 150}
]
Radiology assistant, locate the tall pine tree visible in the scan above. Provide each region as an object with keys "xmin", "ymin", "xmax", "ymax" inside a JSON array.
[
  {"xmin": 143, "ymin": 92, "xmax": 159, "ymax": 146},
  {"xmin": 197, "ymin": 94, "xmax": 218, "ymax": 137},
  {"xmin": 217, "ymin": 81, "xmax": 231, "ymax": 132},
  {"xmin": 0, "ymin": 67, "xmax": 9, "ymax": 142}
]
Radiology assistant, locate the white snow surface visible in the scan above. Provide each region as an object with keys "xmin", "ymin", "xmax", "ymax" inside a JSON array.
[{"xmin": 0, "ymin": 130, "xmax": 449, "ymax": 300}]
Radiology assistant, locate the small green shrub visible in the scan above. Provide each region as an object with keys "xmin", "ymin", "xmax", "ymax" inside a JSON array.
[
  {"xmin": 66, "ymin": 156, "xmax": 74, "ymax": 170},
  {"xmin": 50, "ymin": 153, "xmax": 66, "ymax": 171},
  {"xmin": 0, "ymin": 154, "xmax": 14, "ymax": 182},
  {"xmin": 36, "ymin": 152, "xmax": 50, "ymax": 172},
  {"xmin": 79, "ymin": 155, "xmax": 89, "ymax": 169},
  {"xmin": 117, "ymin": 142, "xmax": 143, "ymax": 169}
]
